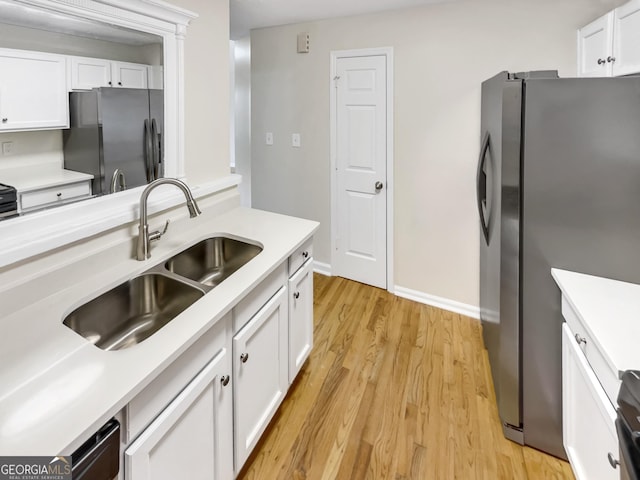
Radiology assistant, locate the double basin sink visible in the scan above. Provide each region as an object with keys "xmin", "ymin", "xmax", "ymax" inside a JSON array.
[{"xmin": 63, "ymin": 236, "xmax": 262, "ymax": 351}]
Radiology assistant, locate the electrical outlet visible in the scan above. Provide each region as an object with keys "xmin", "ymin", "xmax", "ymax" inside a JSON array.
[
  {"xmin": 2, "ymin": 141, "xmax": 13, "ymax": 155},
  {"xmin": 265, "ymin": 132, "xmax": 273, "ymax": 146},
  {"xmin": 292, "ymin": 133, "xmax": 301, "ymax": 148}
]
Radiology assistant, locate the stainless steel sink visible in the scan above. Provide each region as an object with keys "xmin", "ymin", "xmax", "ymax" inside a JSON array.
[
  {"xmin": 63, "ymin": 273, "xmax": 204, "ymax": 351},
  {"xmin": 165, "ymin": 236, "xmax": 262, "ymax": 288}
]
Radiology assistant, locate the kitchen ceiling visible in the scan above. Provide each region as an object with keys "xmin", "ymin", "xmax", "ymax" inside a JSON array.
[{"xmin": 230, "ymin": 0, "xmax": 456, "ymax": 39}]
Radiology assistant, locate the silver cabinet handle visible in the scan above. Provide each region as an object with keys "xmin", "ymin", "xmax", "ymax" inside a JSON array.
[
  {"xmin": 598, "ymin": 58, "xmax": 606, "ymax": 65},
  {"xmin": 607, "ymin": 56, "xmax": 616, "ymax": 63},
  {"xmin": 375, "ymin": 181, "xmax": 384, "ymax": 191},
  {"xmin": 302, "ymin": 251, "xmax": 309, "ymax": 259},
  {"xmin": 608, "ymin": 452, "xmax": 619, "ymax": 469},
  {"xmin": 293, "ymin": 292, "xmax": 300, "ymax": 299},
  {"xmin": 574, "ymin": 333, "xmax": 587, "ymax": 346},
  {"xmin": 220, "ymin": 375, "xmax": 230, "ymax": 387},
  {"xmin": 56, "ymin": 192, "xmax": 62, "ymax": 198},
  {"xmin": 240, "ymin": 353, "xmax": 249, "ymax": 363},
  {"xmin": 1, "ymin": 118, "xmax": 7, "ymax": 123}
]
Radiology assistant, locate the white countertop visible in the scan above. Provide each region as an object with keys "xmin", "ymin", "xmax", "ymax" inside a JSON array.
[
  {"xmin": 551, "ymin": 268, "xmax": 640, "ymax": 378},
  {"xmin": 0, "ymin": 206, "xmax": 318, "ymax": 455},
  {"xmin": 0, "ymin": 167, "xmax": 93, "ymax": 192}
]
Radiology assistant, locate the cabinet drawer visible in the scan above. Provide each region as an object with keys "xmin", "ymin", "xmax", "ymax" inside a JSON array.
[
  {"xmin": 233, "ymin": 262, "xmax": 286, "ymax": 332},
  {"xmin": 20, "ymin": 181, "xmax": 91, "ymax": 211},
  {"xmin": 127, "ymin": 314, "xmax": 230, "ymax": 443},
  {"xmin": 561, "ymin": 296, "xmax": 621, "ymax": 405},
  {"xmin": 289, "ymin": 237, "xmax": 313, "ymax": 276}
]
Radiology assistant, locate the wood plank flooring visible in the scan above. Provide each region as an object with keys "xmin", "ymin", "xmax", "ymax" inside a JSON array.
[{"xmin": 237, "ymin": 274, "xmax": 574, "ymax": 480}]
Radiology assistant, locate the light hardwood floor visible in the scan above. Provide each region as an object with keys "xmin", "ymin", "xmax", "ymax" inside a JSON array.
[{"xmin": 237, "ymin": 274, "xmax": 574, "ymax": 480}]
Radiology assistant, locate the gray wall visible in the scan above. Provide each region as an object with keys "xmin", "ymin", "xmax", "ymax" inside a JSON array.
[{"xmin": 250, "ymin": 0, "xmax": 624, "ymax": 308}]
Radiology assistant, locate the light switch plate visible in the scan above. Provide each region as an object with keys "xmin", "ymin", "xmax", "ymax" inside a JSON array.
[
  {"xmin": 292, "ymin": 133, "xmax": 301, "ymax": 148},
  {"xmin": 265, "ymin": 132, "xmax": 273, "ymax": 146},
  {"xmin": 2, "ymin": 141, "xmax": 13, "ymax": 155}
]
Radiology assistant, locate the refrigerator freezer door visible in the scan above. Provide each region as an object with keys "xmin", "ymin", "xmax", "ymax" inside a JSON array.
[
  {"xmin": 498, "ymin": 78, "xmax": 524, "ymax": 436},
  {"xmin": 479, "ymin": 71, "xmax": 525, "ymax": 437},
  {"xmin": 98, "ymin": 88, "xmax": 150, "ymax": 193},
  {"xmin": 521, "ymin": 76, "xmax": 640, "ymax": 459}
]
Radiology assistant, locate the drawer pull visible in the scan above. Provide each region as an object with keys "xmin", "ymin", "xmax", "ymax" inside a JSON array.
[
  {"xmin": 302, "ymin": 251, "xmax": 309, "ymax": 259},
  {"xmin": 220, "ymin": 375, "xmax": 230, "ymax": 387},
  {"xmin": 56, "ymin": 192, "xmax": 62, "ymax": 198},
  {"xmin": 608, "ymin": 452, "xmax": 620, "ymax": 469},
  {"xmin": 240, "ymin": 353, "xmax": 249, "ymax": 363},
  {"xmin": 574, "ymin": 333, "xmax": 587, "ymax": 346}
]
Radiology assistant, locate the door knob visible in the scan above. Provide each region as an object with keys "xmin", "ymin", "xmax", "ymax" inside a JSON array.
[
  {"xmin": 375, "ymin": 181, "xmax": 384, "ymax": 191},
  {"xmin": 240, "ymin": 353, "xmax": 249, "ymax": 363},
  {"xmin": 220, "ymin": 375, "xmax": 230, "ymax": 387}
]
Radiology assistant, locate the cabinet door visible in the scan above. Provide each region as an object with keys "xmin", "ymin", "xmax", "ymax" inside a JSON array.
[
  {"xmin": 613, "ymin": 0, "xmax": 640, "ymax": 76},
  {"xmin": 562, "ymin": 323, "xmax": 619, "ymax": 480},
  {"xmin": 70, "ymin": 56, "xmax": 112, "ymax": 90},
  {"xmin": 125, "ymin": 346, "xmax": 233, "ymax": 480},
  {"xmin": 288, "ymin": 259, "xmax": 314, "ymax": 384},
  {"xmin": 233, "ymin": 286, "xmax": 288, "ymax": 473},
  {"xmin": 112, "ymin": 61, "xmax": 148, "ymax": 89},
  {"xmin": 0, "ymin": 50, "xmax": 68, "ymax": 131},
  {"xmin": 578, "ymin": 13, "xmax": 613, "ymax": 77}
]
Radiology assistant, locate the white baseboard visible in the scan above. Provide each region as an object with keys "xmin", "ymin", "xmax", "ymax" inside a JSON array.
[
  {"xmin": 394, "ymin": 286, "xmax": 480, "ymax": 319},
  {"xmin": 313, "ymin": 261, "xmax": 332, "ymax": 276}
]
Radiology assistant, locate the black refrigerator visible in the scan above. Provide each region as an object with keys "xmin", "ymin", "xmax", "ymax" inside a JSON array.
[
  {"xmin": 477, "ymin": 71, "xmax": 640, "ymax": 459},
  {"xmin": 63, "ymin": 87, "xmax": 163, "ymax": 195}
]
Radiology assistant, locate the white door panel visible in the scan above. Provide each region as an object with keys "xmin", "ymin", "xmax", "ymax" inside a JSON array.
[{"xmin": 335, "ymin": 55, "xmax": 387, "ymax": 288}]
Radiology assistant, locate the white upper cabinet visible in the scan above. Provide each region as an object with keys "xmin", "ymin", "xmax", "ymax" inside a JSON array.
[
  {"xmin": 613, "ymin": 0, "xmax": 640, "ymax": 76},
  {"xmin": 69, "ymin": 56, "xmax": 112, "ymax": 89},
  {"xmin": 578, "ymin": 0, "xmax": 640, "ymax": 77},
  {"xmin": 70, "ymin": 56, "xmax": 149, "ymax": 90},
  {"xmin": 577, "ymin": 14, "xmax": 613, "ymax": 77},
  {"xmin": 0, "ymin": 49, "xmax": 68, "ymax": 132},
  {"xmin": 112, "ymin": 61, "xmax": 149, "ymax": 89}
]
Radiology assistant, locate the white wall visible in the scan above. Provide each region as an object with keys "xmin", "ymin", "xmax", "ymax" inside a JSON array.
[
  {"xmin": 174, "ymin": 0, "xmax": 231, "ymax": 182},
  {"xmin": 250, "ymin": 0, "xmax": 624, "ymax": 308},
  {"xmin": 234, "ymin": 37, "xmax": 252, "ymax": 207}
]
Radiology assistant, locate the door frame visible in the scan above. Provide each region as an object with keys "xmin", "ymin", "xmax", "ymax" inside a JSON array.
[{"xmin": 329, "ymin": 47, "xmax": 394, "ymax": 292}]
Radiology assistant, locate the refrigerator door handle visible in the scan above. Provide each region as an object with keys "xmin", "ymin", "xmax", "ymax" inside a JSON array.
[
  {"xmin": 144, "ymin": 119, "xmax": 153, "ymax": 182},
  {"xmin": 151, "ymin": 118, "xmax": 160, "ymax": 181},
  {"xmin": 476, "ymin": 132, "xmax": 491, "ymax": 244}
]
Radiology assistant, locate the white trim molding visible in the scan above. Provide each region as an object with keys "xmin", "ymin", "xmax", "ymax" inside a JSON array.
[
  {"xmin": 329, "ymin": 46, "xmax": 395, "ymax": 293},
  {"xmin": 395, "ymin": 286, "xmax": 481, "ymax": 320},
  {"xmin": 313, "ymin": 261, "xmax": 332, "ymax": 277}
]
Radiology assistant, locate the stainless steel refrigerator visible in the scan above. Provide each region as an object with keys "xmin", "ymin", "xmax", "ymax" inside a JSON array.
[
  {"xmin": 63, "ymin": 87, "xmax": 163, "ymax": 195},
  {"xmin": 477, "ymin": 70, "xmax": 640, "ymax": 459}
]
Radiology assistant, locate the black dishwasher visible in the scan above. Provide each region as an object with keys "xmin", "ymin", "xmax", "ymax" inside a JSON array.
[
  {"xmin": 71, "ymin": 418, "xmax": 120, "ymax": 480},
  {"xmin": 617, "ymin": 371, "xmax": 640, "ymax": 480}
]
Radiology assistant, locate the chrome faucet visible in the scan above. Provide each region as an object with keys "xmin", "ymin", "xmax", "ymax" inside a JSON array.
[{"xmin": 136, "ymin": 178, "xmax": 201, "ymax": 261}]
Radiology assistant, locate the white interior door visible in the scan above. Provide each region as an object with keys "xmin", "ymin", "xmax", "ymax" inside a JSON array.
[{"xmin": 334, "ymin": 55, "xmax": 387, "ymax": 289}]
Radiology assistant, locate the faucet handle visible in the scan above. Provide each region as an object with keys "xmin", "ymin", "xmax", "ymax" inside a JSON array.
[{"xmin": 149, "ymin": 219, "xmax": 170, "ymax": 243}]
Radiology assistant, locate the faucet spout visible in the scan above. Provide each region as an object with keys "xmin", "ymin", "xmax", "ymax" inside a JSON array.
[{"xmin": 136, "ymin": 178, "xmax": 201, "ymax": 261}]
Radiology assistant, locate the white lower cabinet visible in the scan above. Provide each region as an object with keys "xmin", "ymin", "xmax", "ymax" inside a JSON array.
[
  {"xmin": 233, "ymin": 285, "xmax": 288, "ymax": 473},
  {"xmin": 562, "ymin": 323, "xmax": 618, "ymax": 480},
  {"xmin": 123, "ymin": 237, "xmax": 314, "ymax": 479},
  {"xmin": 288, "ymin": 258, "xmax": 313, "ymax": 384},
  {"xmin": 125, "ymin": 316, "xmax": 233, "ymax": 480}
]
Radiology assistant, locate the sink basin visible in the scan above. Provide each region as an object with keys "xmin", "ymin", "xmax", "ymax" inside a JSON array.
[
  {"xmin": 165, "ymin": 236, "xmax": 262, "ymax": 287},
  {"xmin": 63, "ymin": 273, "xmax": 204, "ymax": 351}
]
